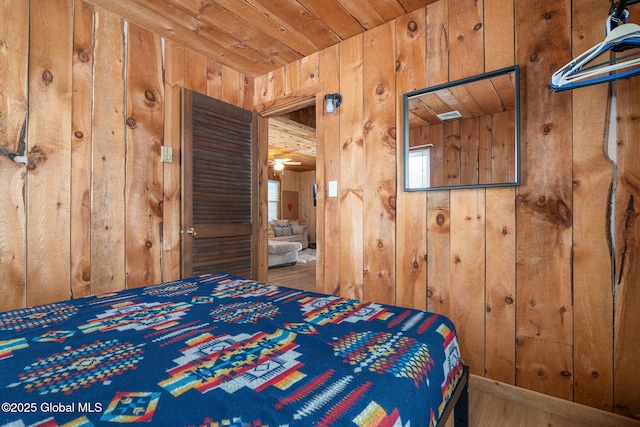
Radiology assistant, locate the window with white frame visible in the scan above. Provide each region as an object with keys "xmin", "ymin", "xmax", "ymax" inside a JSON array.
[
  {"xmin": 408, "ymin": 148, "xmax": 430, "ymax": 188},
  {"xmin": 268, "ymin": 180, "xmax": 280, "ymax": 221}
]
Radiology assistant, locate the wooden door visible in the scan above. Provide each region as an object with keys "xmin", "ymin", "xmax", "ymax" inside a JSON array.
[{"xmin": 181, "ymin": 89, "xmax": 258, "ymax": 278}]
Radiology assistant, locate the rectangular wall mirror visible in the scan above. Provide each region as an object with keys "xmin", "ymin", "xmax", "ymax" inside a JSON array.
[{"xmin": 403, "ymin": 65, "xmax": 520, "ymax": 191}]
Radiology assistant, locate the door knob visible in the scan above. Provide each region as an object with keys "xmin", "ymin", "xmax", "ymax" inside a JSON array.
[{"xmin": 185, "ymin": 228, "xmax": 197, "ymax": 237}]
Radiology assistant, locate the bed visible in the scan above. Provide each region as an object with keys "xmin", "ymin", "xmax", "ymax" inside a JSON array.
[{"xmin": 0, "ymin": 273, "xmax": 468, "ymax": 427}]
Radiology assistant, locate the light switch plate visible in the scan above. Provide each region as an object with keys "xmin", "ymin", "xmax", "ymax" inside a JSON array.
[
  {"xmin": 161, "ymin": 146, "xmax": 173, "ymax": 163},
  {"xmin": 328, "ymin": 181, "xmax": 338, "ymax": 197}
]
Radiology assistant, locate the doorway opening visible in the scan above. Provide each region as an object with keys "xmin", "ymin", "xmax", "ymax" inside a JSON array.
[{"xmin": 266, "ymin": 105, "xmax": 317, "ymax": 292}]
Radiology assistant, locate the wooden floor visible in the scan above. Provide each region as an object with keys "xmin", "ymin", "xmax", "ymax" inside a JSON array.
[
  {"xmin": 267, "ymin": 259, "xmax": 316, "ymax": 292},
  {"xmin": 443, "ymin": 376, "xmax": 640, "ymax": 427},
  {"xmin": 450, "ymin": 386, "xmax": 585, "ymax": 427}
]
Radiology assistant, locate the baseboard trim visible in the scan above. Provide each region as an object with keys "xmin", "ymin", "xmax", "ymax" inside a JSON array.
[{"xmin": 470, "ymin": 375, "xmax": 640, "ymax": 427}]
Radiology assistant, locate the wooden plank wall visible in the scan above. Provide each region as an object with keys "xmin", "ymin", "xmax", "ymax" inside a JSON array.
[
  {"xmin": 614, "ymin": 48, "xmax": 640, "ymax": 418},
  {"xmin": 396, "ymin": 8, "xmax": 428, "ymax": 309},
  {"xmin": 339, "ymin": 35, "xmax": 365, "ymax": 301},
  {"xmin": 516, "ymin": 0, "xmax": 576, "ymax": 401},
  {"xmin": 318, "ymin": 46, "xmax": 340, "ymax": 296},
  {"xmin": 0, "ymin": 0, "xmax": 253, "ymax": 304},
  {"xmin": 27, "ymin": 0, "xmax": 74, "ymax": 307},
  {"xmin": 254, "ymin": 0, "xmax": 640, "ymax": 418},
  {"xmin": 125, "ymin": 23, "xmax": 164, "ymax": 288},
  {"xmin": 571, "ymin": 0, "xmax": 613, "ymax": 410},
  {"xmin": 71, "ymin": 1, "xmax": 94, "ymax": 298},
  {"xmin": 0, "ymin": 0, "xmax": 28, "ymax": 310}
]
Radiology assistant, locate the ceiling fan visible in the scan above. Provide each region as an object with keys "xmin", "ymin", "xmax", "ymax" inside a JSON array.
[{"xmin": 269, "ymin": 154, "xmax": 301, "ymax": 171}]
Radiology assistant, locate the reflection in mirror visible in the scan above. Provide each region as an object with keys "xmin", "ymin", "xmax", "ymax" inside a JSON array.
[{"xmin": 403, "ymin": 66, "xmax": 520, "ymax": 191}]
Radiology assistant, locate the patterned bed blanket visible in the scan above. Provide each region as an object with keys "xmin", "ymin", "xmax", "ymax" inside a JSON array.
[{"xmin": 0, "ymin": 273, "xmax": 462, "ymax": 426}]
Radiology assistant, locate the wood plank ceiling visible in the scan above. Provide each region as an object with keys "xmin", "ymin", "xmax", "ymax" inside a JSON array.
[
  {"xmin": 86, "ymin": 0, "xmax": 440, "ymax": 78},
  {"xmin": 268, "ymin": 115, "xmax": 317, "ymax": 172},
  {"xmin": 85, "ymin": 0, "xmax": 440, "ymax": 171}
]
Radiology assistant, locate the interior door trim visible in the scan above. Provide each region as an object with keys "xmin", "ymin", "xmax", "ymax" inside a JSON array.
[
  {"xmin": 181, "ymin": 89, "xmax": 195, "ymax": 276},
  {"xmin": 255, "ymin": 87, "xmax": 319, "ymax": 282}
]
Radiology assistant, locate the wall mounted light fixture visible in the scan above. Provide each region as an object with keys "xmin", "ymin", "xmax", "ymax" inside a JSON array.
[{"xmin": 324, "ymin": 93, "xmax": 342, "ymax": 115}]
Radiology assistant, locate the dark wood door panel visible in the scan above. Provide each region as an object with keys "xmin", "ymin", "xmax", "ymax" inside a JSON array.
[
  {"xmin": 182, "ymin": 89, "xmax": 257, "ymax": 278},
  {"xmin": 192, "ymin": 235, "xmax": 253, "ymax": 278}
]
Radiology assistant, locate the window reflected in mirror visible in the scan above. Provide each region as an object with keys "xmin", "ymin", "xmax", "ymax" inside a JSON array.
[{"xmin": 403, "ymin": 66, "xmax": 520, "ymax": 191}]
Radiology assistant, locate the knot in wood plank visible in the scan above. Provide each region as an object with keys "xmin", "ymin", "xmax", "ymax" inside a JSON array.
[
  {"xmin": 26, "ymin": 146, "xmax": 47, "ymax": 170},
  {"xmin": 77, "ymin": 48, "xmax": 90, "ymax": 62},
  {"xmin": 388, "ymin": 195, "xmax": 396, "ymax": 212},
  {"xmin": 556, "ymin": 200, "xmax": 572, "ymax": 227},
  {"xmin": 536, "ymin": 367, "xmax": 547, "ymax": 378},
  {"xmin": 560, "ymin": 370, "xmax": 572, "ymax": 378},
  {"xmin": 431, "ymin": 210, "xmax": 450, "ymax": 232},
  {"xmin": 386, "ymin": 127, "xmax": 396, "ymax": 141},
  {"xmin": 153, "ymin": 199, "xmax": 163, "ymax": 217},
  {"xmin": 516, "ymin": 193, "xmax": 529, "ymax": 204},
  {"xmin": 145, "ymin": 89, "xmax": 157, "ymax": 103},
  {"xmin": 42, "ymin": 70, "xmax": 54, "ymax": 85}
]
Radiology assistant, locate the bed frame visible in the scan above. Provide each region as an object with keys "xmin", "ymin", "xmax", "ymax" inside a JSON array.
[{"xmin": 437, "ymin": 365, "xmax": 470, "ymax": 427}]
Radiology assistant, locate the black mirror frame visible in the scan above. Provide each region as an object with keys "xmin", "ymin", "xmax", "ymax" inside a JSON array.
[{"xmin": 403, "ymin": 65, "xmax": 521, "ymax": 192}]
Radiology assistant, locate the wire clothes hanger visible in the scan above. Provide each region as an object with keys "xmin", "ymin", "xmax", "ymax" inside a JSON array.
[{"xmin": 550, "ymin": 0, "xmax": 640, "ymax": 91}]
